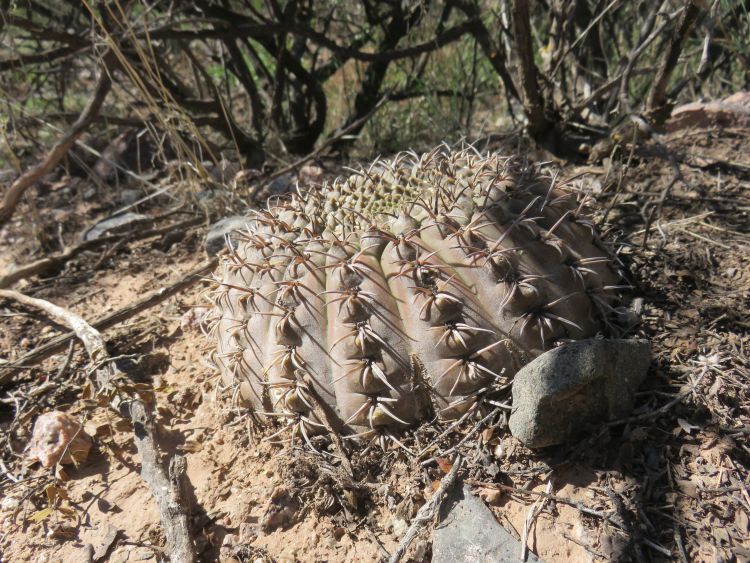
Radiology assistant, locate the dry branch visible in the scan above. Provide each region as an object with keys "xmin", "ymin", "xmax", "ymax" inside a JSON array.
[
  {"xmin": 0, "ymin": 52, "xmax": 115, "ymax": 227},
  {"xmin": 0, "ymin": 288, "xmax": 196, "ymax": 562},
  {"xmin": 647, "ymin": 1, "xmax": 702, "ymax": 123},
  {"xmin": 510, "ymin": 0, "xmax": 552, "ymax": 140},
  {"xmin": 0, "ymin": 215, "xmax": 202, "ymax": 289},
  {"xmin": 146, "ymin": 19, "xmax": 477, "ymax": 63},
  {"xmin": 388, "ymin": 456, "xmax": 463, "ymax": 563},
  {"xmin": 0, "ymin": 258, "xmax": 217, "ymax": 385},
  {"xmin": 0, "ymin": 235, "xmax": 121, "ymax": 290},
  {"xmin": 265, "ymin": 91, "xmax": 392, "ymax": 184}
]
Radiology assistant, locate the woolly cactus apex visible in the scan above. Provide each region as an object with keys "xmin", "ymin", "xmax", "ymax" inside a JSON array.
[{"xmin": 204, "ymin": 146, "xmax": 630, "ymax": 446}]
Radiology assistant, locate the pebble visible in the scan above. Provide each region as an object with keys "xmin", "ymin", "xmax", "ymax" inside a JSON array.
[
  {"xmin": 509, "ymin": 338, "xmax": 650, "ymax": 448},
  {"xmin": 433, "ymin": 482, "xmax": 543, "ymax": 563}
]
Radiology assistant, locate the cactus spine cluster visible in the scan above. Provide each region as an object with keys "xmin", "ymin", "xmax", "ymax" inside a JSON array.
[{"xmin": 205, "ymin": 146, "xmax": 627, "ymax": 447}]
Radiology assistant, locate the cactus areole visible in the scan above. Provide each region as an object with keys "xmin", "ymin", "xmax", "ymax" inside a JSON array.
[{"xmin": 205, "ymin": 146, "xmax": 630, "ymax": 448}]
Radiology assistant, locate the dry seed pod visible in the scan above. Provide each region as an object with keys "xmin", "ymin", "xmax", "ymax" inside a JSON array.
[{"xmin": 206, "ymin": 146, "xmax": 630, "ymax": 443}]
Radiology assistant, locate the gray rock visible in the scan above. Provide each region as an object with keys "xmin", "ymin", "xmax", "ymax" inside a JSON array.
[
  {"xmin": 204, "ymin": 216, "xmax": 252, "ymax": 255},
  {"xmin": 434, "ymin": 483, "xmax": 542, "ymax": 563},
  {"xmin": 83, "ymin": 212, "xmax": 148, "ymax": 241},
  {"xmin": 266, "ymin": 173, "xmax": 295, "ymax": 197},
  {"xmin": 509, "ymin": 338, "xmax": 650, "ymax": 448}
]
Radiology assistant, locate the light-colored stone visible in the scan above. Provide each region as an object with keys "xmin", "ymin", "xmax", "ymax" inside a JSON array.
[
  {"xmin": 204, "ymin": 216, "xmax": 252, "ymax": 255},
  {"xmin": 27, "ymin": 411, "xmax": 92, "ymax": 467},
  {"xmin": 509, "ymin": 338, "xmax": 650, "ymax": 448},
  {"xmin": 83, "ymin": 212, "xmax": 148, "ymax": 241},
  {"xmin": 666, "ymin": 92, "xmax": 750, "ymax": 132}
]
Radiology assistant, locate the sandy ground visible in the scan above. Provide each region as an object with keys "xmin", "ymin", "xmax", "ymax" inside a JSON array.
[{"xmin": 0, "ymin": 124, "xmax": 748, "ymax": 562}]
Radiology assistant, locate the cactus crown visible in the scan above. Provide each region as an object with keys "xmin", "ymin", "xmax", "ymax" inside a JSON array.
[{"xmin": 205, "ymin": 146, "xmax": 627, "ymax": 449}]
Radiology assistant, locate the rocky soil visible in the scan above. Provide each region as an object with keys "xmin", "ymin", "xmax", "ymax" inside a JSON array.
[{"xmin": 0, "ymin": 116, "xmax": 748, "ymax": 562}]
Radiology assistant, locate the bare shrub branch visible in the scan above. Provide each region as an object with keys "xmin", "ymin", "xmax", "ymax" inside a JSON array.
[{"xmin": 0, "ymin": 52, "xmax": 115, "ymax": 227}]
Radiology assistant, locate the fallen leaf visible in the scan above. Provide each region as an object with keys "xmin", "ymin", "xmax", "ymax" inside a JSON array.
[
  {"xmin": 436, "ymin": 457, "xmax": 453, "ymax": 474},
  {"xmin": 677, "ymin": 418, "xmax": 700, "ymax": 434},
  {"xmin": 29, "ymin": 507, "xmax": 52, "ymax": 523}
]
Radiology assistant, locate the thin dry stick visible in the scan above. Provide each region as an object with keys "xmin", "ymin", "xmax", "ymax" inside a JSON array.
[
  {"xmin": 0, "ymin": 288, "xmax": 196, "ymax": 563},
  {"xmin": 388, "ymin": 455, "xmax": 463, "ymax": 563},
  {"xmin": 0, "ymin": 51, "xmax": 115, "ymax": 227},
  {"xmin": 0, "ymin": 214, "xmax": 201, "ymax": 289},
  {"xmin": 550, "ymin": 0, "xmax": 621, "ymax": 78},
  {"xmin": 647, "ymin": 0, "xmax": 702, "ymax": 122},
  {"xmin": 520, "ymin": 479, "xmax": 553, "ymax": 561},
  {"xmin": 0, "ymin": 258, "xmax": 217, "ymax": 385},
  {"xmin": 464, "ymin": 479, "xmax": 626, "ymax": 526},
  {"xmin": 264, "ymin": 90, "xmax": 392, "ymax": 184}
]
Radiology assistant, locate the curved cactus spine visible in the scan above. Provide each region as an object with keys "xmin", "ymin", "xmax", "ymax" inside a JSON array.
[{"xmin": 207, "ymin": 146, "xmax": 631, "ymax": 441}]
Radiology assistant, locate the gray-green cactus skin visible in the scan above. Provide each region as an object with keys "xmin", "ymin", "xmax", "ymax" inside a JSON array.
[{"xmin": 205, "ymin": 147, "xmax": 627, "ymax": 444}]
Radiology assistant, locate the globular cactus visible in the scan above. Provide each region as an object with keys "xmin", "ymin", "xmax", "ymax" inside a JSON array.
[{"xmin": 204, "ymin": 146, "xmax": 628, "ymax": 448}]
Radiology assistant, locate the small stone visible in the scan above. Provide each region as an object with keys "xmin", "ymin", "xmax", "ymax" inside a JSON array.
[
  {"xmin": 109, "ymin": 548, "xmax": 130, "ymax": 563},
  {"xmin": 260, "ymin": 487, "xmax": 298, "ymax": 533},
  {"xmin": 46, "ymin": 524, "xmax": 77, "ymax": 540},
  {"xmin": 477, "ymin": 488, "xmax": 502, "ymax": 505},
  {"xmin": 83, "ymin": 212, "xmax": 148, "ymax": 241},
  {"xmin": 219, "ymin": 547, "xmax": 238, "ymax": 563},
  {"xmin": 391, "ymin": 516, "xmax": 408, "ymax": 536},
  {"xmin": 433, "ymin": 483, "xmax": 542, "ymax": 563},
  {"xmin": 297, "ymin": 163, "xmax": 324, "ymax": 185},
  {"xmin": 322, "ymin": 537, "xmax": 336, "ymax": 550},
  {"xmin": 27, "ymin": 411, "xmax": 92, "ymax": 467},
  {"xmin": 239, "ymin": 522, "xmax": 258, "ymax": 543},
  {"xmin": 204, "ymin": 216, "xmax": 252, "ymax": 256},
  {"xmin": 666, "ymin": 92, "xmax": 750, "ymax": 132},
  {"xmin": 509, "ymin": 339, "xmax": 650, "ymax": 448},
  {"xmin": 131, "ymin": 547, "xmax": 157, "ymax": 561},
  {"xmin": 1, "ymin": 495, "xmax": 20, "ymax": 511},
  {"xmin": 266, "ymin": 173, "xmax": 295, "ymax": 196}
]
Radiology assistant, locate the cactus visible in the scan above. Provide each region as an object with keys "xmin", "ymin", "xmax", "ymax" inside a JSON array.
[{"xmin": 204, "ymin": 146, "xmax": 628, "ymax": 447}]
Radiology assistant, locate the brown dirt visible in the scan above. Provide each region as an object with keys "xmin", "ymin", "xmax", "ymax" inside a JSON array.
[{"xmin": 1, "ymin": 125, "xmax": 748, "ymax": 562}]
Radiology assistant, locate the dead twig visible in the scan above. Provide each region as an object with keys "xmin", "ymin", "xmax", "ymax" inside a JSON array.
[
  {"xmin": 510, "ymin": 0, "xmax": 551, "ymax": 139},
  {"xmin": 0, "ymin": 258, "xmax": 217, "ymax": 385},
  {"xmin": 388, "ymin": 455, "xmax": 463, "ymax": 563},
  {"xmin": 520, "ymin": 479, "xmax": 552, "ymax": 561},
  {"xmin": 264, "ymin": 90, "xmax": 392, "ymax": 184},
  {"xmin": 0, "ymin": 214, "xmax": 202, "ymax": 289},
  {"xmin": 465, "ymin": 479, "xmax": 627, "ymax": 529},
  {"xmin": 0, "ymin": 51, "xmax": 115, "ymax": 227},
  {"xmin": 0, "ymin": 288, "xmax": 196, "ymax": 562},
  {"xmin": 647, "ymin": 1, "xmax": 702, "ymax": 124}
]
